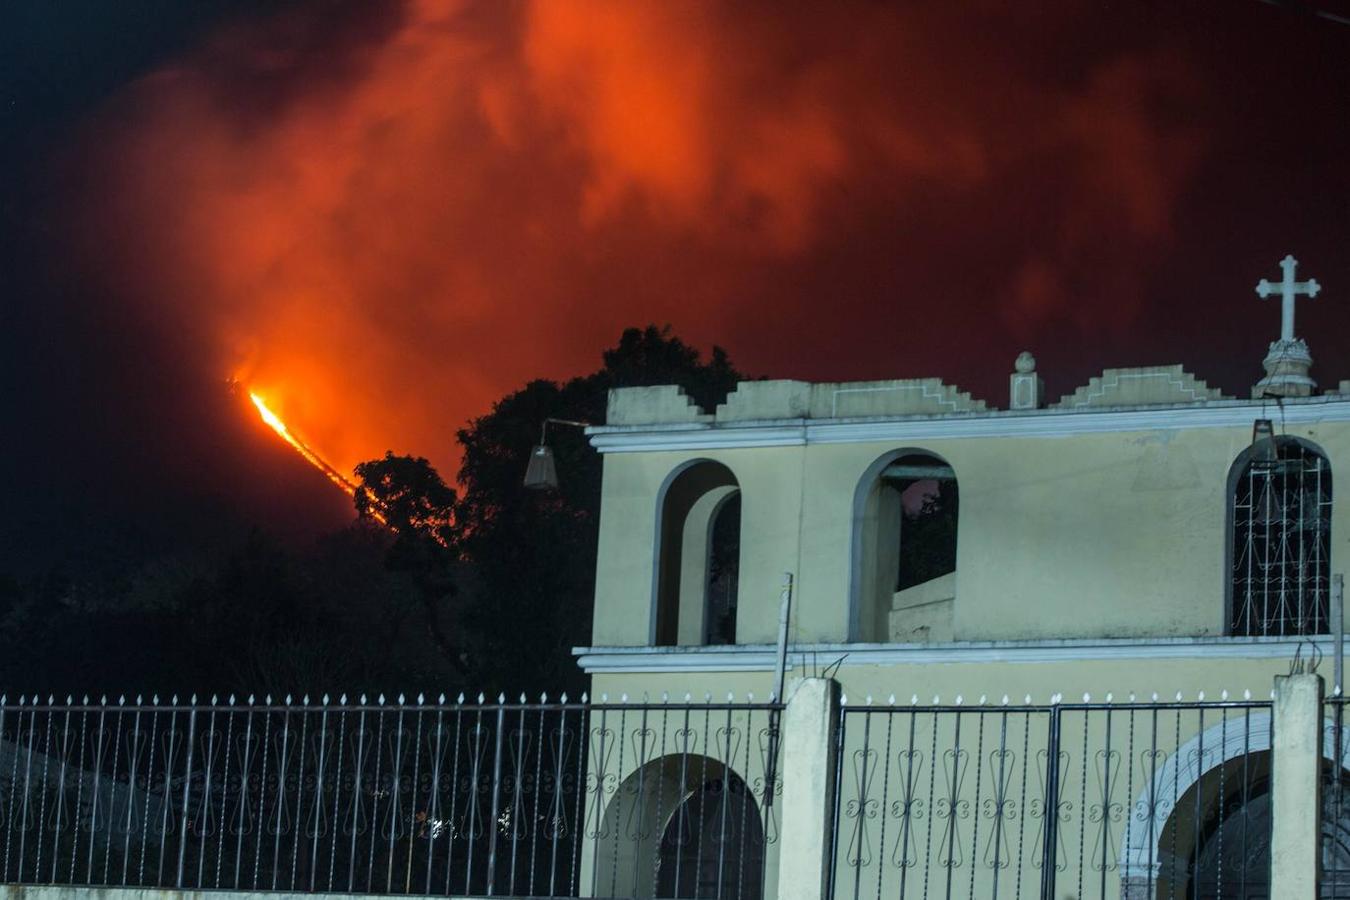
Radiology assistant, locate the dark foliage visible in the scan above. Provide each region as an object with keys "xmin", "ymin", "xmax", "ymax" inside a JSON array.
[
  {"xmin": 0, "ymin": 325, "xmax": 745, "ymax": 697},
  {"xmin": 352, "ymin": 453, "xmax": 467, "ymax": 677},
  {"xmin": 354, "ymin": 452, "xmax": 457, "ymax": 544},
  {"xmin": 454, "ymin": 325, "xmax": 745, "ymax": 694},
  {"xmin": 0, "ymin": 524, "xmax": 462, "ymax": 696}
]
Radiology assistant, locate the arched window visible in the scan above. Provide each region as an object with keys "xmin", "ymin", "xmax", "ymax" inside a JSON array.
[
  {"xmin": 851, "ymin": 451, "xmax": 959, "ymax": 642},
  {"xmin": 654, "ymin": 461, "xmax": 742, "ymax": 646},
  {"xmin": 1228, "ymin": 437, "xmax": 1332, "ymax": 636}
]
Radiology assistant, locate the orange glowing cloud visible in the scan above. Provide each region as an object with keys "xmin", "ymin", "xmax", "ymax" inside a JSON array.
[{"xmin": 73, "ymin": 0, "xmax": 1205, "ymax": 484}]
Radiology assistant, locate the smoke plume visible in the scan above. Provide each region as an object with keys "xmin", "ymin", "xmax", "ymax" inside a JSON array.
[{"xmin": 76, "ymin": 0, "xmax": 1206, "ymax": 480}]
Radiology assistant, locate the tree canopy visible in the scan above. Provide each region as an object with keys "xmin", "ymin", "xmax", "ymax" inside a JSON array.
[
  {"xmin": 0, "ymin": 325, "xmax": 746, "ymax": 696},
  {"xmin": 354, "ymin": 452, "xmax": 457, "ymax": 543},
  {"xmin": 452, "ymin": 325, "xmax": 746, "ymax": 692}
]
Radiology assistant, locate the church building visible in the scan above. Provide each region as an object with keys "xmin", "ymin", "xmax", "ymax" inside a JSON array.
[
  {"xmin": 569, "ymin": 256, "xmax": 1347, "ymax": 899},
  {"xmin": 577, "ymin": 255, "xmax": 1344, "ymax": 703}
]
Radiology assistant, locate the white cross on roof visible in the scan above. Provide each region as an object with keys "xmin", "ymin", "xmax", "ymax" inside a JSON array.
[{"xmin": 1256, "ymin": 254, "xmax": 1321, "ymax": 343}]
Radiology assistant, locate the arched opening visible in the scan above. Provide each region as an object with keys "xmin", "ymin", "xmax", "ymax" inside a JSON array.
[
  {"xmin": 1173, "ymin": 750, "xmax": 1273, "ymax": 899},
  {"xmin": 1227, "ymin": 436, "xmax": 1332, "ymax": 636},
  {"xmin": 654, "ymin": 461, "xmax": 742, "ymax": 646},
  {"xmin": 704, "ymin": 493, "xmax": 741, "ymax": 645},
  {"xmin": 1122, "ymin": 713, "xmax": 1350, "ymax": 897},
  {"xmin": 588, "ymin": 755, "xmax": 768, "ymax": 900},
  {"xmin": 656, "ymin": 771, "xmax": 765, "ymax": 900},
  {"xmin": 850, "ymin": 450, "xmax": 958, "ymax": 642},
  {"xmin": 1156, "ymin": 757, "xmax": 1350, "ymax": 898}
]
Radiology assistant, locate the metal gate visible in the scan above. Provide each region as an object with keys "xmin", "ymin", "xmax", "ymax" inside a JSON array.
[{"xmin": 828, "ymin": 696, "xmax": 1273, "ymax": 900}]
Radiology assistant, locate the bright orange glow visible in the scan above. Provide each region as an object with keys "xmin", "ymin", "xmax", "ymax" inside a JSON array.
[
  {"xmin": 249, "ymin": 392, "xmax": 388, "ymax": 525},
  {"xmin": 79, "ymin": 1, "xmax": 1206, "ymax": 487}
]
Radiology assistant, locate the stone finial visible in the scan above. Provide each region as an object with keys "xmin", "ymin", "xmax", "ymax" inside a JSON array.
[
  {"xmin": 1009, "ymin": 351, "xmax": 1043, "ymax": 410},
  {"xmin": 1254, "ymin": 339, "xmax": 1315, "ymax": 398}
]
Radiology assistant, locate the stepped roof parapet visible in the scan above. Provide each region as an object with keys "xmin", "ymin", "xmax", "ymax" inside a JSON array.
[{"xmin": 1052, "ymin": 365, "xmax": 1228, "ymax": 410}]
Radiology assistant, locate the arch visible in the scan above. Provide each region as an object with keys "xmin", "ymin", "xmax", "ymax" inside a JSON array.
[
  {"xmin": 1121, "ymin": 710, "xmax": 1275, "ymax": 882},
  {"xmin": 848, "ymin": 449, "xmax": 959, "ymax": 642},
  {"xmin": 1225, "ymin": 435, "xmax": 1332, "ymax": 636},
  {"xmin": 590, "ymin": 754, "xmax": 767, "ymax": 900},
  {"xmin": 1188, "ymin": 759, "xmax": 1273, "ymax": 898},
  {"xmin": 656, "ymin": 770, "xmax": 765, "ymax": 899},
  {"xmin": 651, "ymin": 460, "xmax": 743, "ymax": 646},
  {"xmin": 1120, "ymin": 711, "xmax": 1350, "ymax": 895}
]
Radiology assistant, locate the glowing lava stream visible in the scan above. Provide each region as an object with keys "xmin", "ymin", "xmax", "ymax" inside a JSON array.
[{"xmin": 249, "ymin": 392, "xmax": 387, "ymax": 524}]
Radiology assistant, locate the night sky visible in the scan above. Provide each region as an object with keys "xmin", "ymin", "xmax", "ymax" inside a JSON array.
[{"xmin": 3, "ymin": 1, "xmax": 1349, "ymax": 575}]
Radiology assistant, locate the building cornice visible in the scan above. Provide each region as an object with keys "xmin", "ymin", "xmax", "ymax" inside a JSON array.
[
  {"xmin": 573, "ymin": 635, "xmax": 1334, "ymax": 673},
  {"xmin": 587, "ymin": 396, "xmax": 1350, "ymax": 453}
]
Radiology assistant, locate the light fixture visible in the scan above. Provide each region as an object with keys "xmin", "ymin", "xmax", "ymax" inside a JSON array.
[
  {"xmin": 1251, "ymin": 418, "xmax": 1278, "ymax": 465},
  {"xmin": 523, "ymin": 418, "xmax": 591, "ymax": 490},
  {"xmin": 523, "ymin": 444, "xmax": 558, "ymax": 491}
]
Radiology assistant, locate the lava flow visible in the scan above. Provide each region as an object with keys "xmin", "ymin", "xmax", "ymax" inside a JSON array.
[{"xmin": 248, "ymin": 392, "xmax": 387, "ymax": 524}]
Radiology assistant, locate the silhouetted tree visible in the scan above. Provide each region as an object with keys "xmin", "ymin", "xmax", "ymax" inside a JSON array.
[
  {"xmin": 0, "ymin": 327, "xmax": 745, "ymax": 697},
  {"xmin": 354, "ymin": 452, "xmax": 458, "ymax": 545},
  {"xmin": 352, "ymin": 454, "xmax": 468, "ymax": 679},
  {"xmin": 453, "ymin": 325, "xmax": 746, "ymax": 693}
]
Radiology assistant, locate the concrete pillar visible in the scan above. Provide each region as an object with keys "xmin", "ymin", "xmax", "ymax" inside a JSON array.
[
  {"xmin": 1271, "ymin": 673, "xmax": 1324, "ymax": 899},
  {"xmin": 775, "ymin": 677, "xmax": 840, "ymax": 900}
]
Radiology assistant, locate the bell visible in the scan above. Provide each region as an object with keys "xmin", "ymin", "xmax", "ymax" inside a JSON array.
[{"xmin": 523, "ymin": 444, "xmax": 559, "ymax": 490}]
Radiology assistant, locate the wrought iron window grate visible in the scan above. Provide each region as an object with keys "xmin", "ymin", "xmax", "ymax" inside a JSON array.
[{"xmin": 1230, "ymin": 439, "xmax": 1332, "ymax": 637}]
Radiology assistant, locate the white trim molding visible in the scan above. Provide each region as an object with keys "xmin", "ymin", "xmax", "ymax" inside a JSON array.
[
  {"xmin": 574, "ymin": 635, "xmax": 1341, "ymax": 674},
  {"xmin": 587, "ymin": 396, "xmax": 1350, "ymax": 454}
]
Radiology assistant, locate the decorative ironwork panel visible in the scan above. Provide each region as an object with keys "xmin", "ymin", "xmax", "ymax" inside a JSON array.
[{"xmin": 829, "ymin": 697, "xmax": 1273, "ymax": 900}]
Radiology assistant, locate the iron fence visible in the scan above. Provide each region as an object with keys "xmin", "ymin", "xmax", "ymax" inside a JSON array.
[
  {"xmin": 1321, "ymin": 697, "xmax": 1350, "ymax": 897},
  {"xmin": 828, "ymin": 694, "xmax": 1274, "ymax": 900},
  {"xmin": 0, "ymin": 693, "xmax": 781, "ymax": 899},
  {"xmin": 6, "ymin": 688, "xmax": 1324, "ymax": 899}
]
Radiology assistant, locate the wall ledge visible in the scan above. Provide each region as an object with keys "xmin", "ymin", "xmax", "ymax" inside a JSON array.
[
  {"xmin": 587, "ymin": 394, "xmax": 1350, "ymax": 453},
  {"xmin": 574, "ymin": 635, "xmax": 1338, "ymax": 673}
]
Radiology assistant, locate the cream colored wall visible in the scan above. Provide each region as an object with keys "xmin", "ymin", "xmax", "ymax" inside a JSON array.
[
  {"xmin": 977, "ymin": 419, "xmax": 1345, "ymax": 638},
  {"xmin": 590, "ymin": 653, "xmax": 1297, "ymax": 710},
  {"xmin": 951, "ymin": 427, "xmax": 1232, "ymax": 640},
  {"xmin": 590, "ymin": 418, "xmax": 1349, "ymax": 648},
  {"xmin": 890, "ymin": 571, "xmax": 955, "ymax": 641},
  {"xmin": 593, "ymin": 446, "xmax": 810, "ymax": 646}
]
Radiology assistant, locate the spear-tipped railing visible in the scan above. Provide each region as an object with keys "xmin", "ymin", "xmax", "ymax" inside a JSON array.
[{"xmin": 0, "ymin": 692, "xmax": 780, "ymax": 898}]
